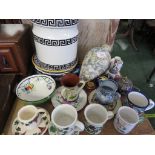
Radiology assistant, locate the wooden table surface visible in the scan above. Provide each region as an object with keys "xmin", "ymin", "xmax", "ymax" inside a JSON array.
[{"xmin": 3, "ymin": 97, "xmax": 155, "ymax": 135}]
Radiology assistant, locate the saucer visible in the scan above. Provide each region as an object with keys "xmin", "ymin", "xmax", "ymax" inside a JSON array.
[
  {"xmin": 12, "ymin": 108, "xmax": 50, "ymax": 135},
  {"xmin": 48, "ymin": 121, "xmax": 79, "ymax": 135},
  {"xmin": 51, "ymin": 86, "xmax": 87, "ymax": 111},
  {"xmin": 88, "ymin": 89, "xmax": 122, "ymax": 114}
]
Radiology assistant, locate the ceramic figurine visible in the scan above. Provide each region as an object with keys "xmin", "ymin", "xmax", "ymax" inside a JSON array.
[{"xmin": 106, "ymin": 56, "xmax": 123, "ymax": 79}]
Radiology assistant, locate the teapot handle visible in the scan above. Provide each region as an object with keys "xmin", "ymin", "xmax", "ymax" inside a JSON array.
[{"xmin": 145, "ymin": 99, "xmax": 155, "ymax": 111}]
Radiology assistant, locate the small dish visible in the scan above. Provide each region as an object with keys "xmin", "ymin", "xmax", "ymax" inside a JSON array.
[
  {"xmin": 51, "ymin": 86, "xmax": 87, "ymax": 111},
  {"xmin": 12, "ymin": 108, "xmax": 50, "ymax": 135},
  {"xmin": 16, "ymin": 75, "xmax": 56, "ymax": 105},
  {"xmin": 88, "ymin": 89, "xmax": 122, "ymax": 114}
]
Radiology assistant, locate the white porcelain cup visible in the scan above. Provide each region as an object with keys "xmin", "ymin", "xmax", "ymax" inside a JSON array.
[
  {"xmin": 17, "ymin": 105, "xmax": 46, "ymax": 130},
  {"xmin": 127, "ymin": 91, "xmax": 155, "ymax": 114},
  {"xmin": 84, "ymin": 104, "xmax": 114, "ymax": 134},
  {"xmin": 114, "ymin": 106, "xmax": 139, "ymax": 134},
  {"xmin": 51, "ymin": 104, "xmax": 84, "ymax": 135}
]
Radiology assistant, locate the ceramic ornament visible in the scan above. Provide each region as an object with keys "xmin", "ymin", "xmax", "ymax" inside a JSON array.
[{"xmin": 80, "ymin": 46, "xmax": 111, "ymax": 82}]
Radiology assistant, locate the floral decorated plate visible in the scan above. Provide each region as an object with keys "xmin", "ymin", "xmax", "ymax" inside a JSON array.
[
  {"xmin": 12, "ymin": 108, "xmax": 50, "ymax": 135},
  {"xmin": 88, "ymin": 89, "xmax": 122, "ymax": 114},
  {"xmin": 51, "ymin": 86, "xmax": 87, "ymax": 111},
  {"xmin": 48, "ymin": 121, "xmax": 80, "ymax": 135},
  {"xmin": 16, "ymin": 75, "xmax": 56, "ymax": 105}
]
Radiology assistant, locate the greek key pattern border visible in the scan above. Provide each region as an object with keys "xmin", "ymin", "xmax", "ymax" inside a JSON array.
[
  {"xmin": 33, "ymin": 34, "xmax": 78, "ymax": 46},
  {"xmin": 31, "ymin": 19, "xmax": 79, "ymax": 27},
  {"xmin": 33, "ymin": 55, "xmax": 77, "ymax": 71}
]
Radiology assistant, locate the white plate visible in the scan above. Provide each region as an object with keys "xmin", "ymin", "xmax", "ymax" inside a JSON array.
[
  {"xmin": 16, "ymin": 75, "xmax": 56, "ymax": 102},
  {"xmin": 88, "ymin": 89, "xmax": 122, "ymax": 114},
  {"xmin": 12, "ymin": 108, "xmax": 50, "ymax": 135},
  {"xmin": 51, "ymin": 86, "xmax": 87, "ymax": 111}
]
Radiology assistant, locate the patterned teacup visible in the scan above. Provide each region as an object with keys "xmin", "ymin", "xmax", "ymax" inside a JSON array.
[
  {"xmin": 84, "ymin": 104, "xmax": 114, "ymax": 134},
  {"xmin": 51, "ymin": 104, "xmax": 84, "ymax": 135},
  {"xmin": 17, "ymin": 105, "xmax": 46, "ymax": 130}
]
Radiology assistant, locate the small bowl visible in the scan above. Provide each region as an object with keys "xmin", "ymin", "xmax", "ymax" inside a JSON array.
[{"xmin": 16, "ymin": 75, "xmax": 56, "ymax": 105}]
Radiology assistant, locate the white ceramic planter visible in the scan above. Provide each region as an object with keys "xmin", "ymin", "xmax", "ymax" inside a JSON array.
[{"xmin": 31, "ymin": 19, "xmax": 79, "ymax": 69}]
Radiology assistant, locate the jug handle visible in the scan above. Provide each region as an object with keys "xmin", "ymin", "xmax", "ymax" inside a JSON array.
[
  {"xmin": 145, "ymin": 99, "xmax": 155, "ymax": 111},
  {"xmin": 77, "ymin": 80, "xmax": 85, "ymax": 94}
]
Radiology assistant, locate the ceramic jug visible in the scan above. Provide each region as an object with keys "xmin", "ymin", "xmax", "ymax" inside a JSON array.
[
  {"xmin": 95, "ymin": 80, "xmax": 120, "ymax": 105},
  {"xmin": 60, "ymin": 73, "xmax": 85, "ymax": 102},
  {"xmin": 126, "ymin": 91, "xmax": 155, "ymax": 114}
]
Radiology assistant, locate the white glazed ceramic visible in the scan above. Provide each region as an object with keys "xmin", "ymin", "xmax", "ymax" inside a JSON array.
[
  {"xmin": 16, "ymin": 75, "xmax": 56, "ymax": 104},
  {"xmin": 127, "ymin": 91, "xmax": 155, "ymax": 113},
  {"xmin": 12, "ymin": 107, "xmax": 50, "ymax": 135},
  {"xmin": 51, "ymin": 86, "xmax": 87, "ymax": 111},
  {"xmin": 84, "ymin": 104, "xmax": 114, "ymax": 134},
  {"xmin": 114, "ymin": 106, "xmax": 139, "ymax": 134},
  {"xmin": 31, "ymin": 19, "xmax": 79, "ymax": 66},
  {"xmin": 49, "ymin": 104, "xmax": 84, "ymax": 135},
  {"xmin": 60, "ymin": 73, "xmax": 85, "ymax": 102},
  {"xmin": 88, "ymin": 89, "xmax": 122, "ymax": 114},
  {"xmin": 109, "ymin": 56, "xmax": 123, "ymax": 74},
  {"xmin": 61, "ymin": 81, "xmax": 85, "ymax": 102}
]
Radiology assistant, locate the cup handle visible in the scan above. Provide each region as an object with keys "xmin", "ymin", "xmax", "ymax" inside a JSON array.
[
  {"xmin": 107, "ymin": 111, "xmax": 114, "ymax": 120},
  {"xmin": 145, "ymin": 99, "xmax": 155, "ymax": 111},
  {"xmin": 36, "ymin": 109, "xmax": 47, "ymax": 124},
  {"xmin": 77, "ymin": 80, "xmax": 85, "ymax": 94},
  {"xmin": 74, "ymin": 120, "xmax": 85, "ymax": 132}
]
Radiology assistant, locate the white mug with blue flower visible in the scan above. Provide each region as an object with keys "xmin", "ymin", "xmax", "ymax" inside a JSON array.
[
  {"xmin": 84, "ymin": 104, "xmax": 114, "ymax": 134},
  {"xmin": 114, "ymin": 106, "xmax": 139, "ymax": 134}
]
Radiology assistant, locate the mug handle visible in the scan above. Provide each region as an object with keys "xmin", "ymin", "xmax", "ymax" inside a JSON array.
[
  {"xmin": 36, "ymin": 109, "xmax": 47, "ymax": 124},
  {"xmin": 74, "ymin": 120, "xmax": 85, "ymax": 132},
  {"xmin": 107, "ymin": 111, "xmax": 114, "ymax": 120},
  {"xmin": 145, "ymin": 99, "xmax": 155, "ymax": 111},
  {"xmin": 77, "ymin": 80, "xmax": 85, "ymax": 94}
]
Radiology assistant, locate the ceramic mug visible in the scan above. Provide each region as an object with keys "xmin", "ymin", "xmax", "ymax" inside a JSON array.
[
  {"xmin": 114, "ymin": 106, "xmax": 139, "ymax": 134},
  {"xmin": 60, "ymin": 73, "xmax": 85, "ymax": 102},
  {"xmin": 84, "ymin": 104, "xmax": 114, "ymax": 134},
  {"xmin": 17, "ymin": 105, "xmax": 46, "ymax": 130},
  {"xmin": 126, "ymin": 91, "xmax": 155, "ymax": 114},
  {"xmin": 51, "ymin": 104, "xmax": 84, "ymax": 135}
]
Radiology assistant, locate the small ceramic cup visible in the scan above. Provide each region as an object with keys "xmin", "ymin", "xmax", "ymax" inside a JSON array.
[
  {"xmin": 51, "ymin": 104, "xmax": 84, "ymax": 135},
  {"xmin": 60, "ymin": 73, "xmax": 85, "ymax": 102},
  {"xmin": 17, "ymin": 105, "xmax": 46, "ymax": 130},
  {"xmin": 84, "ymin": 104, "xmax": 114, "ymax": 134},
  {"xmin": 114, "ymin": 106, "xmax": 139, "ymax": 134},
  {"xmin": 126, "ymin": 91, "xmax": 155, "ymax": 114}
]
